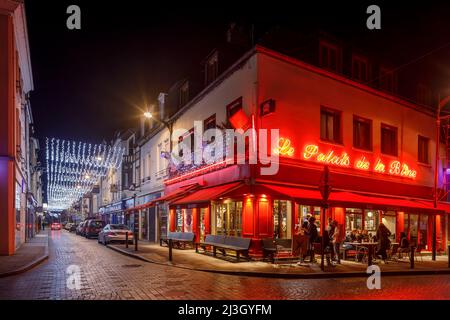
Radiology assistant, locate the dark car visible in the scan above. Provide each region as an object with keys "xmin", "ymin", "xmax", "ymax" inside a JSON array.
[
  {"xmin": 76, "ymin": 221, "xmax": 86, "ymax": 235},
  {"xmin": 85, "ymin": 220, "xmax": 105, "ymax": 239}
]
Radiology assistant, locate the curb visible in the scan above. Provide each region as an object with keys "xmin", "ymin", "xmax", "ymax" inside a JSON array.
[
  {"xmin": 106, "ymin": 245, "xmax": 450, "ymax": 279},
  {"xmin": 0, "ymin": 233, "xmax": 49, "ymax": 278}
]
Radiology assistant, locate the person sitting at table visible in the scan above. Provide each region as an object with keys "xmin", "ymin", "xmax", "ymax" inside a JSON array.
[
  {"xmin": 398, "ymin": 232, "xmax": 410, "ymax": 258},
  {"xmin": 355, "ymin": 230, "xmax": 364, "ymax": 242},
  {"xmin": 361, "ymin": 230, "xmax": 370, "ymax": 242}
]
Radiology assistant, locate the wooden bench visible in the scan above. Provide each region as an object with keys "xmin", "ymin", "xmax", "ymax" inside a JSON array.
[
  {"xmin": 196, "ymin": 235, "xmax": 251, "ymax": 261},
  {"xmin": 160, "ymin": 232, "xmax": 195, "ymax": 249},
  {"xmin": 262, "ymin": 238, "xmax": 293, "ymax": 263}
]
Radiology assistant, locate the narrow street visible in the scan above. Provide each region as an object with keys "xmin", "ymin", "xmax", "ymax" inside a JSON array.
[{"xmin": 1, "ymin": 230, "xmax": 450, "ymax": 300}]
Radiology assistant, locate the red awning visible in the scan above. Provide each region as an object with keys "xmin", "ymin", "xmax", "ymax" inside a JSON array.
[
  {"xmin": 171, "ymin": 182, "xmax": 243, "ymax": 205},
  {"xmin": 125, "ymin": 184, "xmax": 200, "ymax": 213},
  {"xmin": 260, "ymin": 184, "xmax": 450, "ymax": 213}
]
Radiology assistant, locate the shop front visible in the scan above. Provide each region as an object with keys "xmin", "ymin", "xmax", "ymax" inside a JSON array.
[
  {"xmin": 100, "ymin": 201, "xmax": 124, "ymax": 225},
  {"xmin": 135, "ymin": 192, "xmax": 162, "ymax": 242}
]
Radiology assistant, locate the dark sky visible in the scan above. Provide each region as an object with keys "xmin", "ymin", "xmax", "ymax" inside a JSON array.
[{"xmin": 25, "ymin": 1, "xmax": 450, "ymax": 146}]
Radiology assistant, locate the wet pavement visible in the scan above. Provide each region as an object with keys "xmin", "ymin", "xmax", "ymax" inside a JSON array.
[{"xmin": 1, "ymin": 230, "xmax": 450, "ymax": 300}]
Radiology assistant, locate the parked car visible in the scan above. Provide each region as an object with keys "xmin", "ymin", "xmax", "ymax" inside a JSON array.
[
  {"xmin": 85, "ymin": 219, "xmax": 105, "ymax": 239},
  {"xmin": 51, "ymin": 222, "xmax": 61, "ymax": 230},
  {"xmin": 98, "ymin": 224, "xmax": 133, "ymax": 245},
  {"xmin": 75, "ymin": 221, "xmax": 85, "ymax": 235},
  {"xmin": 69, "ymin": 223, "xmax": 78, "ymax": 232},
  {"xmin": 64, "ymin": 222, "xmax": 73, "ymax": 230}
]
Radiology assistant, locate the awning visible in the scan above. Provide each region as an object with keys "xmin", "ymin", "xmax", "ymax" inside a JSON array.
[
  {"xmin": 125, "ymin": 184, "xmax": 200, "ymax": 213},
  {"xmin": 260, "ymin": 184, "xmax": 450, "ymax": 213},
  {"xmin": 171, "ymin": 182, "xmax": 243, "ymax": 205}
]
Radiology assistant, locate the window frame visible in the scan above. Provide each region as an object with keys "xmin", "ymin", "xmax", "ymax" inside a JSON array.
[
  {"xmin": 418, "ymin": 135, "xmax": 430, "ymax": 164},
  {"xmin": 226, "ymin": 97, "xmax": 243, "ymax": 120},
  {"xmin": 380, "ymin": 123, "xmax": 398, "ymax": 157},
  {"xmin": 319, "ymin": 40, "xmax": 342, "ymax": 73},
  {"xmin": 320, "ymin": 106, "xmax": 343, "ymax": 144},
  {"xmin": 351, "ymin": 54, "xmax": 369, "ymax": 82},
  {"xmin": 353, "ymin": 115, "xmax": 373, "ymax": 151}
]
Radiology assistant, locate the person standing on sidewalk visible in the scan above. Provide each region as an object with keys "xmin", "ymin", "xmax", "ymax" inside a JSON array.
[
  {"xmin": 331, "ymin": 220, "xmax": 343, "ymax": 264},
  {"xmin": 305, "ymin": 216, "xmax": 318, "ymax": 263}
]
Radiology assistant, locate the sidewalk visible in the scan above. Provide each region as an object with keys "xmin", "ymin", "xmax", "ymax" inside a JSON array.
[
  {"xmin": 108, "ymin": 240, "xmax": 450, "ymax": 278},
  {"xmin": 0, "ymin": 230, "xmax": 49, "ymax": 277}
]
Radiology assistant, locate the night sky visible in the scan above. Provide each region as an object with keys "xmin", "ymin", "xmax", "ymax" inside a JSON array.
[{"xmin": 25, "ymin": 1, "xmax": 450, "ymax": 146}]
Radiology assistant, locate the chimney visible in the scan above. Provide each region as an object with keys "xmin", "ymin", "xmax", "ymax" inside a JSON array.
[{"xmin": 158, "ymin": 92, "xmax": 168, "ymax": 120}]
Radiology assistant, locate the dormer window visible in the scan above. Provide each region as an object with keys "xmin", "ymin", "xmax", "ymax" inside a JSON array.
[
  {"xmin": 379, "ymin": 67, "xmax": 395, "ymax": 93},
  {"xmin": 205, "ymin": 51, "xmax": 219, "ymax": 85},
  {"xmin": 319, "ymin": 41, "xmax": 341, "ymax": 72},
  {"xmin": 352, "ymin": 55, "xmax": 369, "ymax": 82},
  {"xmin": 179, "ymin": 81, "xmax": 189, "ymax": 107}
]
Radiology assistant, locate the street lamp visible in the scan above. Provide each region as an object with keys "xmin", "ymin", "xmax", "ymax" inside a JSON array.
[{"xmin": 142, "ymin": 110, "xmax": 173, "ymax": 152}]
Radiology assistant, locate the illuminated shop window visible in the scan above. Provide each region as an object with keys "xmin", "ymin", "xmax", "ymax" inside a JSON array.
[
  {"xmin": 364, "ymin": 210, "xmax": 380, "ymax": 233},
  {"xmin": 381, "ymin": 211, "xmax": 396, "ymax": 241},
  {"xmin": 184, "ymin": 209, "xmax": 193, "ymax": 233},
  {"xmin": 176, "ymin": 208, "xmax": 183, "ymax": 232},
  {"xmin": 418, "ymin": 135, "xmax": 429, "ymax": 164},
  {"xmin": 353, "ymin": 116, "xmax": 372, "ymax": 151},
  {"xmin": 419, "ymin": 214, "xmax": 429, "ymax": 250},
  {"xmin": 297, "ymin": 205, "xmax": 321, "ymax": 233},
  {"xmin": 320, "ymin": 107, "xmax": 342, "ymax": 144},
  {"xmin": 199, "ymin": 208, "xmax": 207, "ymax": 242},
  {"xmin": 213, "ymin": 201, "xmax": 242, "ymax": 236},
  {"xmin": 273, "ymin": 200, "xmax": 292, "ymax": 239},
  {"xmin": 345, "ymin": 208, "xmax": 363, "ymax": 232}
]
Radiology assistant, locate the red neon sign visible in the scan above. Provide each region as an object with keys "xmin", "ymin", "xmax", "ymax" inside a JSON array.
[{"xmin": 302, "ymin": 144, "xmax": 417, "ymax": 179}]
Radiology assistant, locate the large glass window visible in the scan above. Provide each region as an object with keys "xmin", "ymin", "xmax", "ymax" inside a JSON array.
[
  {"xmin": 409, "ymin": 214, "xmax": 419, "ymax": 247},
  {"xmin": 364, "ymin": 210, "xmax": 380, "ymax": 233},
  {"xmin": 176, "ymin": 208, "xmax": 183, "ymax": 232},
  {"xmin": 199, "ymin": 208, "xmax": 207, "ymax": 242},
  {"xmin": 419, "ymin": 214, "xmax": 429, "ymax": 249},
  {"xmin": 382, "ymin": 211, "xmax": 396, "ymax": 241},
  {"xmin": 345, "ymin": 208, "xmax": 363, "ymax": 232},
  {"xmin": 158, "ymin": 205, "xmax": 168, "ymax": 238},
  {"xmin": 184, "ymin": 209, "xmax": 193, "ymax": 233},
  {"xmin": 273, "ymin": 200, "xmax": 292, "ymax": 239},
  {"xmin": 213, "ymin": 201, "xmax": 242, "ymax": 236}
]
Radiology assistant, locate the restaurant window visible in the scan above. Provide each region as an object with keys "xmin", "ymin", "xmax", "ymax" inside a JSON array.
[
  {"xmin": 179, "ymin": 81, "xmax": 189, "ymax": 107},
  {"xmin": 273, "ymin": 200, "xmax": 292, "ymax": 239},
  {"xmin": 381, "ymin": 124, "xmax": 398, "ymax": 156},
  {"xmin": 364, "ymin": 210, "xmax": 380, "ymax": 234},
  {"xmin": 319, "ymin": 41, "xmax": 341, "ymax": 72},
  {"xmin": 213, "ymin": 201, "xmax": 242, "ymax": 236},
  {"xmin": 298, "ymin": 205, "xmax": 321, "ymax": 233},
  {"xmin": 353, "ymin": 116, "xmax": 372, "ymax": 151},
  {"xmin": 320, "ymin": 107, "xmax": 342, "ymax": 144},
  {"xmin": 345, "ymin": 208, "xmax": 363, "ymax": 232},
  {"xmin": 352, "ymin": 55, "xmax": 369, "ymax": 82},
  {"xmin": 408, "ymin": 213, "xmax": 419, "ymax": 247},
  {"xmin": 158, "ymin": 204, "xmax": 168, "ymax": 238},
  {"xmin": 419, "ymin": 214, "xmax": 429, "ymax": 250},
  {"xmin": 199, "ymin": 208, "xmax": 207, "ymax": 242},
  {"xmin": 205, "ymin": 51, "xmax": 219, "ymax": 85},
  {"xmin": 379, "ymin": 67, "xmax": 394, "ymax": 92},
  {"xmin": 184, "ymin": 209, "xmax": 193, "ymax": 233},
  {"xmin": 418, "ymin": 135, "xmax": 429, "ymax": 164},
  {"xmin": 382, "ymin": 212, "xmax": 396, "ymax": 241},
  {"xmin": 176, "ymin": 208, "xmax": 183, "ymax": 232}
]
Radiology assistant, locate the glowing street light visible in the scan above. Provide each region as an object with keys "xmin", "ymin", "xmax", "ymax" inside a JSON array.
[{"xmin": 143, "ymin": 111, "xmax": 152, "ymax": 119}]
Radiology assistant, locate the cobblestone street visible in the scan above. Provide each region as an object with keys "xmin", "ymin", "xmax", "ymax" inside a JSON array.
[{"xmin": 1, "ymin": 230, "xmax": 450, "ymax": 300}]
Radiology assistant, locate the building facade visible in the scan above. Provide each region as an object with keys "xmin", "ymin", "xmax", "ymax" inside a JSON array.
[
  {"xmin": 159, "ymin": 43, "xmax": 449, "ymax": 256},
  {"xmin": 0, "ymin": 0, "xmax": 35, "ymax": 255}
]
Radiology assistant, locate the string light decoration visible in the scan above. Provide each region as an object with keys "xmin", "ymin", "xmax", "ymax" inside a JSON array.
[{"xmin": 46, "ymin": 138, "xmax": 125, "ymax": 211}]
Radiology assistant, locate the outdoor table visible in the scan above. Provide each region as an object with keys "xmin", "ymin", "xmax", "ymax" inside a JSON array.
[{"xmin": 349, "ymin": 242, "xmax": 378, "ymax": 266}]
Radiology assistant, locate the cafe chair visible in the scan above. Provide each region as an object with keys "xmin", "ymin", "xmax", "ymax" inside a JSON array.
[
  {"xmin": 388, "ymin": 243, "xmax": 399, "ymax": 261},
  {"xmin": 414, "ymin": 246, "xmax": 424, "ymax": 262}
]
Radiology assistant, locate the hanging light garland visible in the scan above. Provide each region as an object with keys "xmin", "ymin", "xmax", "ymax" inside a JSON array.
[{"xmin": 46, "ymin": 138, "xmax": 125, "ymax": 211}]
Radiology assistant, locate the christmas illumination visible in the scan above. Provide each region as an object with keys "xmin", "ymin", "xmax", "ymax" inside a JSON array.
[{"xmin": 46, "ymin": 138, "xmax": 125, "ymax": 210}]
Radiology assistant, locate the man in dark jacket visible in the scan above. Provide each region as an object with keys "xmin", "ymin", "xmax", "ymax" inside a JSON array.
[{"xmin": 305, "ymin": 216, "xmax": 318, "ymax": 263}]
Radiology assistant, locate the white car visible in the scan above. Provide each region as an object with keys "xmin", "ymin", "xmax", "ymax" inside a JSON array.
[{"xmin": 98, "ymin": 224, "xmax": 133, "ymax": 245}]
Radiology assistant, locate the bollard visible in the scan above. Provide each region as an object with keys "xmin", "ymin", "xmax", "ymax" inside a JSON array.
[
  {"xmin": 134, "ymin": 231, "xmax": 138, "ymax": 251},
  {"xmin": 169, "ymin": 238, "xmax": 173, "ymax": 262},
  {"xmin": 125, "ymin": 232, "xmax": 129, "ymax": 248},
  {"xmin": 410, "ymin": 246, "xmax": 415, "ymax": 269}
]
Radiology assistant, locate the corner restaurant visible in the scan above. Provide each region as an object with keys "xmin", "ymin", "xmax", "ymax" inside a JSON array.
[{"xmin": 158, "ymin": 137, "xmax": 450, "ymax": 257}]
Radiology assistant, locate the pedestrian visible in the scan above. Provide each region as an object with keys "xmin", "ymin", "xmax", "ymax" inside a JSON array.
[
  {"xmin": 376, "ymin": 223, "xmax": 391, "ymax": 263},
  {"xmin": 41, "ymin": 220, "xmax": 45, "ymax": 230},
  {"xmin": 293, "ymin": 222, "xmax": 308, "ymax": 264},
  {"xmin": 331, "ymin": 220, "xmax": 343, "ymax": 264},
  {"xmin": 305, "ymin": 216, "xmax": 318, "ymax": 263},
  {"xmin": 398, "ymin": 231, "xmax": 410, "ymax": 259}
]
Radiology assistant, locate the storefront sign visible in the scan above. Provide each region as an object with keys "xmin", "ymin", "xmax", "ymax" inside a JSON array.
[
  {"xmin": 302, "ymin": 144, "xmax": 417, "ymax": 179},
  {"xmin": 273, "ymin": 137, "xmax": 295, "ymax": 157}
]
